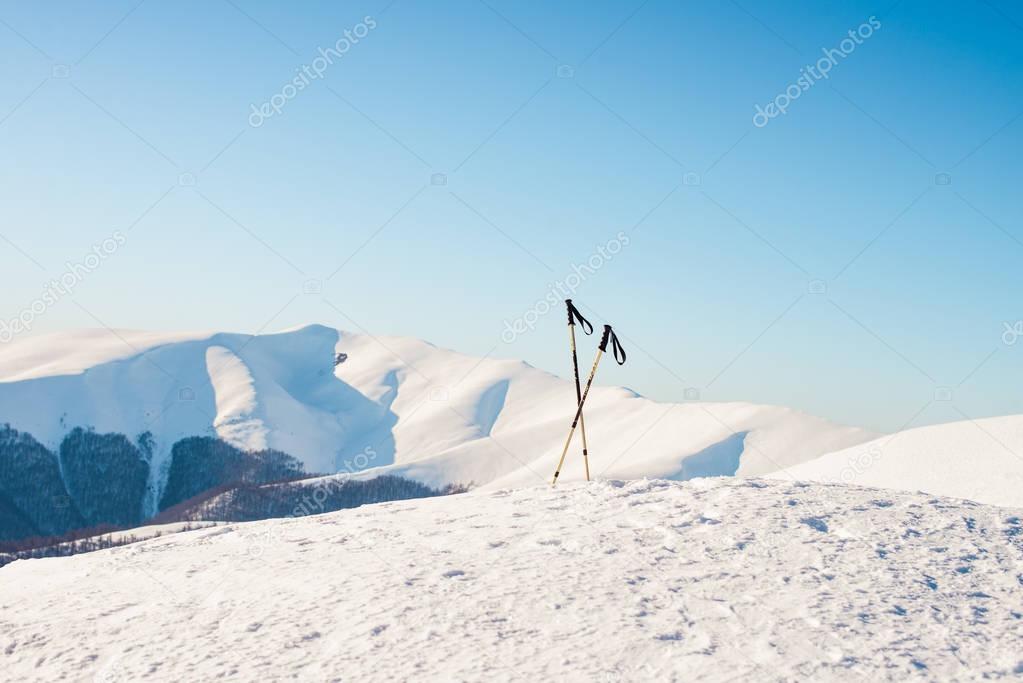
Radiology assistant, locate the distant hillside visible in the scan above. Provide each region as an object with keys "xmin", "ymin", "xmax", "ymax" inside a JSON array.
[{"xmin": 0, "ymin": 324, "xmax": 875, "ymax": 541}]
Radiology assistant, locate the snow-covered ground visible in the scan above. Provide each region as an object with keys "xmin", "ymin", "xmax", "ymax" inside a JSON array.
[
  {"xmin": 2, "ymin": 478, "xmax": 1021, "ymax": 681},
  {"xmin": 53, "ymin": 521, "xmax": 221, "ymax": 551},
  {"xmin": 0, "ymin": 521, "xmax": 223, "ymax": 568},
  {"xmin": 776, "ymin": 414, "xmax": 1023, "ymax": 508},
  {"xmin": 0, "ymin": 325, "xmax": 873, "ymax": 503}
]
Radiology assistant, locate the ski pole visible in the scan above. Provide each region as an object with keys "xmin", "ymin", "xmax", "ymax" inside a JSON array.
[
  {"xmin": 565, "ymin": 300, "xmax": 594, "ymax": 480},
  {"xmin": 552, "ymin": 324, "xmax": 626, "ymax": 487}
]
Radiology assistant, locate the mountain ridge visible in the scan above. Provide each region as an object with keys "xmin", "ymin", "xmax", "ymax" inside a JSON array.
[
  {"xmin": 0, "ymin": 325, "xmax": 875, "ymax": 493},
  {"xmin": 0, "ymin": 324, "xmax": 877, "ymax": 541}
]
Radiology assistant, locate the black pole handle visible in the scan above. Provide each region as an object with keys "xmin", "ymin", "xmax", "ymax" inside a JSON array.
[
  {"xmin": 598, "ymin": 325, "xmax": 627, "ymax": 365},
  {"xmin": 565, "ymin": 299, "xmax": 594, "ymax": 335}
]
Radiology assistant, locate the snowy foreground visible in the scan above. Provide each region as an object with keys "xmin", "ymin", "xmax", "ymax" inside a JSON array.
[{"xmin": 3, "ymin": 479, "xmax": 1021, "ymax": 681}]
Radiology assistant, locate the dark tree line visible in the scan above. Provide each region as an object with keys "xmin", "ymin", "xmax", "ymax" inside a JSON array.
[
  {"xmin": 0, "ymin": 428, "xmax": 306, "ymax": 543},
  {"xmin": 0, "ymin": 424, "xmax": 469, "ymax": 564},
  {"xmin": 60, "ymin": 427, "xmax": 150, "ymax": 528},
  {"xmin": 0, "ymin": 425, "xmax": 85, "ymax": 538},
  {"xmin": 0, "ymin": 475, "xmax": 467, "ymax": 567},
  {"xmin": 0, "ymin": 521, "xmax": 203, "ymax": 568},
  {"xmin": 158, "ymin": 437, "xmax": 305, "ymax": 510},
  {"xmin": 171, "ymin": 475, "xmax": 468, "ymax": 523}
]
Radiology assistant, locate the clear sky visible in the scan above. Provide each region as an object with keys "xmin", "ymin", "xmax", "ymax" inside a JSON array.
[{"xmin": 1, "ymin": 0, "xmax": 1021, "ymax": 433}]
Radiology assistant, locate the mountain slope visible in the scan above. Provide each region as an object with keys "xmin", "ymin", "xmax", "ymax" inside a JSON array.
[
  {"xmin": 0, "ymin": 325, "xmax": 874, "ymax": 504},
  {"xmin": 776, "ymin": 415, "xmax": 1023, "ymax": 507},
  {"xmin": 0, "ymin": 326, "xmax": 393, "ymax": 518},
  {"xmin": 329, "ymin": 329, "xmax": 876, "ymax": 488},
  {"xmin": 1, "ymin": 479, "xmax": 1020, "ymax": 681}
]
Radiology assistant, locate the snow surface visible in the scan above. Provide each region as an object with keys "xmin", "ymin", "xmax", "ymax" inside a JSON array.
[
  {"xmin": 0, "ymin": 325, "xmax": 874, "ymax": 504},
  {"xmin": 206, "ymin": 345, "xmax": 266, "ymax": 451},
  {"xmin": 2, "ymin": 479, "xmax": 1021, "ymax": 681},
  {"xmin": 776, "ymin": 415, "xmax": 1023, "ymax": 508},
  {"xmin": 33, "ymin": 521, "xmax": 221, "ymax": 555},
  {"xmin": 0, "ymin": 328, "xmax": 213, "ymax": 383}
]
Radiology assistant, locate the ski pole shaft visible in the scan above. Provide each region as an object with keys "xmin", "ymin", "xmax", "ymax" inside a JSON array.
[
  {"xmin": 551, "ymin": 350, "xmax": 602, "ymax": 486},
  {"xmin": 568, "ymin": 322, "xmax": 591, "ymax": 481},
  {"xmin": 552, "ymin": 325, "xmax": 612, "ymax": 486},
  {"xmin": 565, "ymin": 299, "xmax": 594, "ymax": 481}
]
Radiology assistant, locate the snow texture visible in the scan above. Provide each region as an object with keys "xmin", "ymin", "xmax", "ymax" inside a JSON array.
[
  {"xmin": 777, "ymin": 415, "xmax": 1023, "ymax": 507},
  {"xmin": 1, "ymin": 479, "xmax": 1021, "ymax": 681}
]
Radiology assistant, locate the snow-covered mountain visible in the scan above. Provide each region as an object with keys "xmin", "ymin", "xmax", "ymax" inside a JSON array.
[
  {"xmin": 0, "ymin": 325, "xmax": 871, "ymax": 506},
  {"xmin": 775, "ymin": 414, "xmax": 1023, "ymax": 508},
  {"xmin": 0, "ymin": 325, "xmax": 392, "ymax": 513},
  {"xmin": 3, "ymin": 478, "xmax": 1021, "ymax": 681}
]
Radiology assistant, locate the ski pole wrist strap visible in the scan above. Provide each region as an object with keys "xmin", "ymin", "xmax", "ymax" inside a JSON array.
[
  {"xmin": 565, "ymin": 299, "xmax": 594, "ymax": 335},
  {"xmin": 598, "ymin": 325, "xmax": 627, "ymax": 365}
]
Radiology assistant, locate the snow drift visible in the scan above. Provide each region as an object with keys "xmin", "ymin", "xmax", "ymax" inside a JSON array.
[
  {"xmin": 2, "ymin": 479, "xmax": 1021, "ymax": 681},
  {"xmin": 776, "ymin": 414, "xmax": 1023, "ymax": 508}
]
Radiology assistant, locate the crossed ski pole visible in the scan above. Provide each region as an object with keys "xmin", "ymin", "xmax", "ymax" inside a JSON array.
[
  {"xmin": 565, "ymin": 300, "xmax": 594, "ymax": 480},
  {"xmin": 552, "ymin": 314, "xmax": 627, "ymax": 487}
]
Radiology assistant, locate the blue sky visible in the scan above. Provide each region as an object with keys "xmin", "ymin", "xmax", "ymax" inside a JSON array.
[{"xmin": 1, "ymin": 0, "xmax": 1021, "ymax": 433}]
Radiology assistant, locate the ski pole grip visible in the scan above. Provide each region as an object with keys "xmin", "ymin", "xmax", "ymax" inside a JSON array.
[
  {"xmin": 565, "ymin": 300, "xmax": 594, "ymax": 334},
  {"xmin": 598, "ymin": 325, "xmax": 612, "ymax": 352}
]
